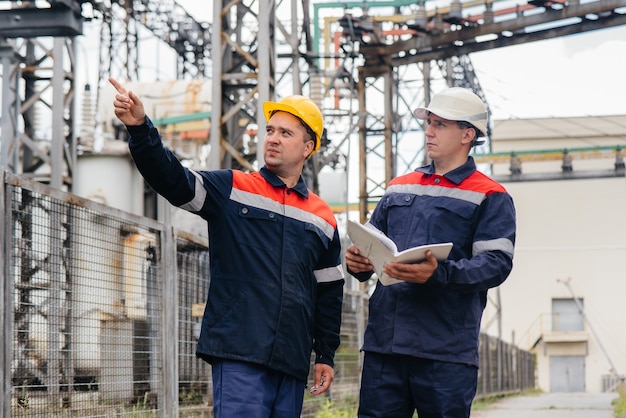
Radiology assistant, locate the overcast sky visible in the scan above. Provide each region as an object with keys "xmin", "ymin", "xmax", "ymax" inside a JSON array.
[
  {"xmin": 471, "ymin": 24, "xmax": 626, "ymax": 120},
  {"xmin": 173, "ymin": 1, "xmax": 625, "ymax": 122}
]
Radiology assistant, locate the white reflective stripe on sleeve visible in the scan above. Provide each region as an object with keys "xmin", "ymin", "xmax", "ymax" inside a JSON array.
[
  {"xmin": 179, "ymin": 170, "xmax": 207, "ymax": 212},
  {"xmin": 314, "ymin": 264, "xmax": 345, "ymax": 283},
  {"xmin": 473, "ymin": 238, "xmax": 514, "ymax": 257}
]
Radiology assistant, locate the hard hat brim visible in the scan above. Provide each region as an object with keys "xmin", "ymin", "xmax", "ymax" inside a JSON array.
[{"xmin": 264, "ymin": 101, "xmax": 300, "ymax": 124}]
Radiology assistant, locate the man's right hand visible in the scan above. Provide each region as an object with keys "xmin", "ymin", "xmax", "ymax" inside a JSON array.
[
  {"xmin": 109, "ymin": 77, "xmax": 147, "ymax": 126},
  {"xmin": 345, "ymin": 245, "xmax": 374, "ymax": 274}
]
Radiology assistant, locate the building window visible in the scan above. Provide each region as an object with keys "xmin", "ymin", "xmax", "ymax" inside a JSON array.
[{"xmin": 551, "ymin": 298, "xmax": 584, "ymax": 332}]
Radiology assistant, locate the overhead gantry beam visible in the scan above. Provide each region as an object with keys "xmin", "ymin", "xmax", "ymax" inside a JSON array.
[{"xmin": 360, "ymin": 1, "xmax": 626, "ymax": 66}]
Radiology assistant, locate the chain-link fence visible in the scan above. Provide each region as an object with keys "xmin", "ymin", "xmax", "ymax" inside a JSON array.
[{"xmin": 1, "ymin": 169, "xmax": 534, "ymax": 417}]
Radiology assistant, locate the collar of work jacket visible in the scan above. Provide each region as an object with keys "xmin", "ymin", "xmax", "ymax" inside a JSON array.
[
  {"xmin": 416, "ymin": 156, "xmax": 477, "ymax": 185},
  {"xmin": 260, "ymin": 165, "xmax": 310, "ymax": 198}
]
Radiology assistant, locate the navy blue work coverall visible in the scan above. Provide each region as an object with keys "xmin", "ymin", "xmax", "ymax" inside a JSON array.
[
  {"xmin": 125, "ymin": 118, "xmax": 345, "ymax": 383},
  {"xmin": 350, "ymin": 157, "xmax": 516, "ymax": 417}
]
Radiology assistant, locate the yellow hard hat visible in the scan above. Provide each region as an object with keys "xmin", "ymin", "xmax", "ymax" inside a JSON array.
[{"xmin": 263, "ymin": 95, "xmax": 324, "ymax": 156}]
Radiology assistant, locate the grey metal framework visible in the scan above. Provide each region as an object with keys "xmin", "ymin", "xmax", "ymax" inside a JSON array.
[
  {"xmin": 0, "ymin": 35, "xmax": 78, "ymax": 190},
  {"xmin": 2, "ymin": 1, "xmax": 626, "ymax": 207},
  {"xmin": 0, "ymin": 0, "xmax": 210, "ymax": 190},
  {"xmin": 340, "ymin": 0, "xmax": 626, "ymax": 222}
]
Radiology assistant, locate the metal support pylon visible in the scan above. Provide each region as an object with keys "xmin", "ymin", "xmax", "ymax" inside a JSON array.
[
  {"xmin": 0, "ymin": 40, "xmax": 20, "ymax": 174},
  {"xmin": 0, "ymin": 36, "xmax": 77, "ymax": 190}
]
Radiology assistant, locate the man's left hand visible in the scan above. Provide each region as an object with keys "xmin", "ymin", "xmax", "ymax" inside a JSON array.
[
  {"xmin": 383, "ymin": 250, "xmax": 438, "ymax": 284},
  {"xmin": 310, "ymin": 363, "xmax": 334, "ymax": 396}
]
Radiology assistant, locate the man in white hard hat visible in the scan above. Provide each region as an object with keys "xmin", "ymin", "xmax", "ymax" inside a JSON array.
[
  {"xmin": 346, "ymin": 87, "xmax": 516, "ymax": 418},
  {"xmin": 109, "ymin": 78, "xmax": 345, "ymax": 418}
]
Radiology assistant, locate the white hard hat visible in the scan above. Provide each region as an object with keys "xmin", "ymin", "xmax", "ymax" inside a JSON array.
[{"xmin": 413, "ymin": 87, "xmax": 488, "ymax": 141}]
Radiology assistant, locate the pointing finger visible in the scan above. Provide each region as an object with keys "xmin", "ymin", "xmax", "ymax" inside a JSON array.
[{"xmin": 108, "ymin": 77, "xmax": 127, "ymax": 94}]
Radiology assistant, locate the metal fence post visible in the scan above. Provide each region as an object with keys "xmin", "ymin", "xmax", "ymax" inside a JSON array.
[
  {"xmin": 1, "ymin": 169, "xmax": 10, "ymax": 418},
  {"xmin": 162, "ymin": 225, "xmax": 179, "ymax": 417}
]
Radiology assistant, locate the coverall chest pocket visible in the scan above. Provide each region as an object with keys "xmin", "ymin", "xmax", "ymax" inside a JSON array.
[
  {"xmin": 235, "ymin": 205, "xmax": 278, "ymax": 250},
  {"xmin": 385, "ymin": 194, "xmax": 417, "ymax": 236}
]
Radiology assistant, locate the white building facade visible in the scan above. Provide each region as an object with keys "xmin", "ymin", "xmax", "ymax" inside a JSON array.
[{"xmin": 481, "ymin": 115, "xmax": 626, "ymax": 393}]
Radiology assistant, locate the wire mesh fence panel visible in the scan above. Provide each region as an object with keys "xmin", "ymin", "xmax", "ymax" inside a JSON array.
[
  {"xmin": 5, "ymin": 174, "xmax": 166, "ymax": 417},
  {"xmin": 176, "ymin": 236, "xmax": 212, "ymax": 416}
]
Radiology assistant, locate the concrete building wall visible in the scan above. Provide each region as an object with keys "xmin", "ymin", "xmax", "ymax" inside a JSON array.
[
  {"xmin": 501, "ymin": 177, "xmax": 626, "ymax": 393},
  {"xmin": 480, "ymin": 116, "xmax": 626, "ymax": 393}
]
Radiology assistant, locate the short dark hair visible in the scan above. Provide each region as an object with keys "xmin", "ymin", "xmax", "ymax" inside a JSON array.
[
  {"xmin": 299, "ymin": 120, "xmax": 316, "ymax": 144},
  {"xmin": 456, "ymin": 120, "xmax": 480, "ymax": 140}
]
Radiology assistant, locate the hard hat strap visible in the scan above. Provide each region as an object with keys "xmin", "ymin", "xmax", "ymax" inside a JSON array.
[{"xmin": 463, "ymin": 111, "xmax": 488, "ymax": 122}]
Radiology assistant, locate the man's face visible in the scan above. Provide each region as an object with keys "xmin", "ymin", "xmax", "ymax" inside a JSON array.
[
  {"xmin": 264, "ymin": 111, "xmax": 314, "ymax": 173},
  {"xmin": 423, "ymin": 113, "xmax": 474, "ymax": 162}
]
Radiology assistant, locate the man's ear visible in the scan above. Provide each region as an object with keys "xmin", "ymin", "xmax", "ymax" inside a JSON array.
[
  {"xmin": 461, "ymin": 127, "xmax": 476, "ymax": 146},
  {"xmin": 304, "ymin": 139, "xmax": 315, "ymax": 159}
]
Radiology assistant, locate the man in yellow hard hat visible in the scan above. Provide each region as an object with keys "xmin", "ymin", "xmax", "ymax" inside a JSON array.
[
  {"xmin": 110, "ymin": 78, "xmax": 344, "ymax": 418},
  {"xmin": 346, "ymin": 87, "xmax": 516, "ymax": 418}
]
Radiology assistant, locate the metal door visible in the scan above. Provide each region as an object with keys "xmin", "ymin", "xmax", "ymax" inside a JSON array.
[{"xmin": 550, "ymin": 355, "xmax": 585, "ymax": 392}]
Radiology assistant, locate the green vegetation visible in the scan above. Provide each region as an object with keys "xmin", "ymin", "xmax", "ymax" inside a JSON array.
[
  {"xmin": 614, "ymin": 382, "xmax": 626, "ymax": 418},
  {"xmin": 471, "ymin": 389, "xmax": 543, "ymax": 411},
  {"xmin": 312, "ymin": 399, "xmax": 357, "ymax": 418}
]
